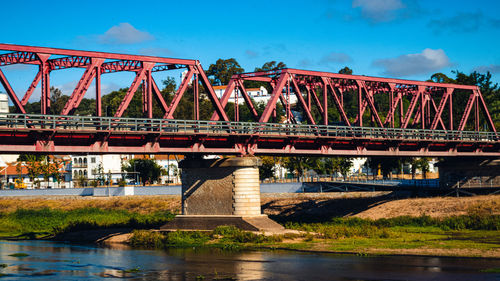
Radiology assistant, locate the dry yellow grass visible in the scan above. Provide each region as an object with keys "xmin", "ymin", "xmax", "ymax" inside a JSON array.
[
  {"xmin": 1, "ymin": 194, "xmax": 498, "ymax": 220},
  {"xmin": 0, "ymin": 195, "xmax": 181, "ymax": 214}
]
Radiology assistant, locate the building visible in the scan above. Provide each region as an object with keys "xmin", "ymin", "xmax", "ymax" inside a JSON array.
[
  {"xmin": 213, "ymin": 85, "xmax": 298, "ymax": 105},
  {"xmin": 70, "ymin": 154, "xmax": 124, "ymax": 184},
  {"xmin": 131, "ymin": 154, "xmax": 183, "ymax": 184},
  {"xmin": 0, "ymin": 155, "xmax": 72, "ymax": 189},
  {"xmin": 0, "ymin": 93, "xmax": 9, "ymax": 114}
]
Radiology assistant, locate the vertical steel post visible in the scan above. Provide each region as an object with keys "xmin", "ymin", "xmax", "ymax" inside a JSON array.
[
  {"xmin": 323, "ymin": 80, "xmax": 328, "ymax": 125},
  {"xmin": 475, "ymin": 91, "xmax": 479, "ymax": 131},
  {"xmin": 390, "ymin": 89, "xmax": 394, "ymax": 128},
  {"xmin": 449, "ymin": 92, "xmax": 453, "ymax": 130},
  {"xmin": 40, "ymin": 61, "xmax": 50, "ymax": 115},
  {"xmin": 399, "ymin": 93, "xmax": 403, "ymax": 127},
  {"xmin": 421, "ymin": 90, "xmax": 425, "ymax": 129},
  {"xmin": 193, "ymin": 73, "xmax": 199, "ymax": 120},
  {"xmin": 96, "ymin": 65, "xmax": 101, "ymax": 116},
  {"xmin": 357, "ymin": 82, "xmax": 363, "ymax": 127},
  {"xmin": 147, "ymin": 70, "xmax": 152, "ymax": 119}
]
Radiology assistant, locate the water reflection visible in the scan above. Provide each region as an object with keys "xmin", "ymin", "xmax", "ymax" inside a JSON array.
[{"xmin": 0, "ymin": 240, "xmax": 498, "ymax": 280}]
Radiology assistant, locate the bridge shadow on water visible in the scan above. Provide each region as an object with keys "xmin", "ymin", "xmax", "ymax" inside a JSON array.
[{"xmin": 262, "ymin": 192, "xmax": 402, "ymax": 224}]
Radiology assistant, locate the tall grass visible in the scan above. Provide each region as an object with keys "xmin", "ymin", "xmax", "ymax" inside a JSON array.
[
  {"xmin": 285, "ymin": 214, "xmax": 500, "ymax": 237},
  {"xmin": 0, "ymin": 208, "xmax": 175, "ymax": 238},
  {"xmin": 130, "ymin": 226, "xmax": 283, "ymax": 249}
]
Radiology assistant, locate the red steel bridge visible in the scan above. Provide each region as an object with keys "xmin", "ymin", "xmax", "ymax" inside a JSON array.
[{"xmin": 0, "ymin": 43, "xmax": 499, "ymax": 156}]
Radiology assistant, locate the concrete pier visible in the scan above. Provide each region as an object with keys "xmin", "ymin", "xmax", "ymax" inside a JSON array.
[
  {"xmin": 439, "ymin": 158, "xmax": 500, "ymax": 188},
  {"xmin": 161, "ymin": 157, "xmax": 284, "ymax": 231}
]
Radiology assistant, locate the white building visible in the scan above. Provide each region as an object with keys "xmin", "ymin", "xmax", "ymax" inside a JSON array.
[
  {"xmin": 213, "ymin": 85, "xmax": 298, "ymax": 105},
  {"xmin": 0, "ymin": 93, "xmax": 9, "ymax": 113},
  {"xmin": 71, "ymin": 154, "xmax": 124, "ymax": 183}
]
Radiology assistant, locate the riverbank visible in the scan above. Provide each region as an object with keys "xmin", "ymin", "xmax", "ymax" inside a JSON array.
[{"xmin": 0, "ymin": 194, "xmax": 498, "ymax": 258}]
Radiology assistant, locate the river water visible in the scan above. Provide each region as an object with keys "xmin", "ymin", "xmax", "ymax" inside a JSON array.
[{"xmin": 0, "ymin": 240, "xmax": 498, "ymax": 280}]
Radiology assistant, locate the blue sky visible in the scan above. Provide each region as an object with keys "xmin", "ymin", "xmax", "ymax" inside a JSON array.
[{"xmin": 1, "ymin": 0, "xmax": 500, "ymax": 99}]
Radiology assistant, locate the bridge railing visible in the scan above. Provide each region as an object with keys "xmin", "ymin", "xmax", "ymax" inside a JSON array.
[{"xmin": 0, "ymin": 114, "xmax": 497, "ymax": 142}]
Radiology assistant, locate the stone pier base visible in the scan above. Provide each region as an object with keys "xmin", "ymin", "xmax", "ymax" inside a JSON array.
[
  {"xmin": 439, "ymin": 158, "xmax": 500, "ymax": 188},
  {"xmin": 161, "ymin": 157, "xmax": 284, "ymax": 232}
]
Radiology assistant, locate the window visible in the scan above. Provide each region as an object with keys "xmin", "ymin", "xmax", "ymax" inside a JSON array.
[{"xmin": 91, "ymin": 157, "xmax": 96, "ymax": 164}]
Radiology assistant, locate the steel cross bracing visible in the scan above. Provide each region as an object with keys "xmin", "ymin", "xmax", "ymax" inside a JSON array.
[
  {"xmin": 0, "ymin": 43, "xmax": 229, "ymax": 121},
  {"xmin": 0, "ymin": 44, "xmax": 498, "ymax": 156},
  {"xmin": 0, "ymin": 114, "xmax": 498, "ymax": 156},
  {"xmin": 213, "ymin": 68, "xmax": 497, "ymax": 135}
]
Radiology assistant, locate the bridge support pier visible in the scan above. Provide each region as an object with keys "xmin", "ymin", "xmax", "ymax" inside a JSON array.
[
  {"xmin": 439, "ymin": 158, "xmax": 500, "ymax": 189},
  {"xmin": 161, "ymin": 157, "xmax": 284, "ymax": 232}
]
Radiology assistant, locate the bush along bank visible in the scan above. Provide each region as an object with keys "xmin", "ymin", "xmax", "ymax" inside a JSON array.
[{"xmin": 129, "ymin": 215, "xmax": 500, "ymax": 258}]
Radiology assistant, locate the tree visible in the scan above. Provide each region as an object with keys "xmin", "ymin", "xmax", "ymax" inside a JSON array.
[
  {"xmin": 254, "ymin": 61, "xmax": 286, "ymax": 72},
  {"xmin": 49, "ymin": 87, "xmax": 68, "ymax": 115},
  {"xmin": 207, "ymin": 58, "xmax": 244, "ymax": 85},
  {"xmin": 18, "ymin": 155, "xmax": 43, "ymax": 188},
  {"xmin": 123, "ymin": 158, "xmax": 162, "ymax": 185},
  {"xmin": 324, "ymin": 157, "xmax": 353, "ymax": 180},
  {"xmin": 338, "ymin": 66, "xmax": 353, "ymax": 75},
  {"xmin": 259, "ymin": 156, "xmax": 275, "ymax": 180},
  {"xmin": 414, "ymin": 157, "xmax": 430, "ymax": 179},
  {"xmin": 366, "ymin": 157, "xmax": 400, "ymax": 179},
  {"xmin": 39, "ymin": 158, "xmax": 62, "ymax": 188}
]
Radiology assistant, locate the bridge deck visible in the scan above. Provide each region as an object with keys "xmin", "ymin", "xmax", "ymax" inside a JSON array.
[{"xmin": 0, "ymin": 114, "xmax": 498, "ymax": 156}]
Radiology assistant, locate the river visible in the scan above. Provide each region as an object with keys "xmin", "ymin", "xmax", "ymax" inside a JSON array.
[{"xmin": 0, "ymin": 240, "xmax": 498, "ymax": 280}]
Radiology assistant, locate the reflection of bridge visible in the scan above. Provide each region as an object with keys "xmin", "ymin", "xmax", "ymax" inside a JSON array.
[
  {"xmin": 0, "ymin": 43, "xmax": 498, "ymax": 156},
  {"xmin": 0, "ymin": 114, "xmax": 498, "ymax": 156}
]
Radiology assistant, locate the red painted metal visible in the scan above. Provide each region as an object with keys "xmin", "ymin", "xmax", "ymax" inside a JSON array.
[
  {"xmin": 0, "ymin": 44, "xmax": 227, "ymax": 121},
  {"xmin": 0, "ymin": 44, "xmax": 498, "ymax": 156},
  {"xmin": 215, "ymin": 68, "xmax": 496, "ymax": 137}
]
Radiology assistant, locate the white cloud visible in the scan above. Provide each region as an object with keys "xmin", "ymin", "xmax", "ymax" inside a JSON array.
[
  {"xmin": 245, "ymin": 50, "xmax": 259, "ymax": 58},
  {"xmin": 352, "ymin": 0, "xmax": 405, "ymax": 23},
  {"xmin": 372, "ymin": 48, "xmax": 452, "ymax": 77},
  {"xmin": 138, "ymin": 47, "xmax": 173, "ymax": 56},
  {"xmin": 474, "ymin": 64, "xmax": 500, "ymax": 74},
  {"xmin": 98, "ymin": 23, "xmax": 154, "ymax": 45},
  {"xmin": 320, "ymin": 52, "xmax": 352, "ymax": 65}
]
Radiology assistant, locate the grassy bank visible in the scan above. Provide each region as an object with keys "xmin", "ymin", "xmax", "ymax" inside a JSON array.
[
  {"xmin": 0, "ymin": 195, "xmax": 498, "ymax": 257},
  {"xmin": 0, "ymin": 208, "xmax": 174, "ymax": 239},
  {"xmin": 129, "ymin": 215, "xmax": 500, "ymax": 258}
]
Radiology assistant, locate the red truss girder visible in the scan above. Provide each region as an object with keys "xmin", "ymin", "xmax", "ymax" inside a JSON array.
[
  {"xmin": 213, "ymin": 68, "xmax": 497, "ymax": 135},
  {"xmin": 0, "ymin": 43, "xmax": 228, "ymax": 121}
]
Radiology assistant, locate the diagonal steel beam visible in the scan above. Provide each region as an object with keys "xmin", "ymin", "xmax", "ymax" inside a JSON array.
[
  {"xmin": 196, "ymin": 64, "xmax": 229, "ymax": 122},
  {"xmin": 115, "ymin": 62, "xmax": 155, "ymax": 118},
  {"xmin": 457, "ymin": 91, "xmax": 477, "ymax": 131},
  {"xmin": 323, "ymin": 77, "xmax": 351, "ymax": 126},
  {"xmin": 476, "ymin": 88, "xmax": 497, "ymax": 134},
  {"xmin": 164, "ymin": 66, "xmax": 194, "ymax": 119},
  {"xmin": 428, "ymin": 96, "xmax": 446, "ymax": 130},
  {"xmin": 151, "ymin": 77, "xmax": 169, "ymax": 114},
  {"xmin": 210, "ymin": 79, "xmax": 236, "ymax": 121},
  {"xmin": 291, "ymin": 75, "xmax": 316, "ymax": 125},
  {"xmin": 306, "ymin": 84, "xmax": 324, "ymax": 114},
  {"xmin": 61, "ymin": 58, "xmax": 105, "ymax": 115},
  {"xmin": 0, "ymin": 68, "xmax": 26, "ymax": 113},
  {"xmin": 356, "ymin": 80, "xmax": 383, "ymax": 127},
  {"xmin": 236, "ymin": 80, "xmax": 259, "ymax": 122},
  {"xmin": 21, "ymin": 70, "xmax": 42, "ymax": 106},
  {"xmin": 259, "ymin": 73, "xmax": 289, "ymax": 123},
  {"xmin": 429, "ymin": 88, "xmax": 452, "ymax": 130},
  {"xmin": 401, "ymin": 87, "xmax": 423, "ymax": 129}
]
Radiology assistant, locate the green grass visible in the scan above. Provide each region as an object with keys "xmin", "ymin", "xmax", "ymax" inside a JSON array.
[
  {"xmin": 128, "ymin": 215, "xmax": 500, "ymax": 257},
  {"xmin": 0, "ymin": 208, "xmax": 175, "ymax": 238},
  {"xmin": 130, "ymin": 226, "xmax": 283, "ymax": 249}
]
